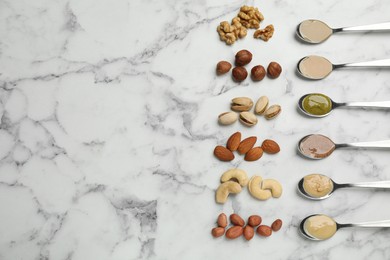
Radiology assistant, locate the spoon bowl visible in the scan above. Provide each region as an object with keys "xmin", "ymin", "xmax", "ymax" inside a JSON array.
[
  {"xmin": 297, "ymin": 174, "xmax": 335, "ymax": 200},
  {"xmin": 299, "ymin": 214, "xmax": 339, "ymax": 241},
  {"xmin": 298, "ymin": 93, "xmax": 335, "ymax": 118},
  {"xmin": 297, "ymin": 56, "xmax": 334, "ymax": 80}
]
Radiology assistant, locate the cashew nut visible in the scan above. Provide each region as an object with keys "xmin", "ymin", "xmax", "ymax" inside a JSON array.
[
  {"xmin": 215, "ymin": 181, "xmax": 242, "ymax": 204},
  {"xmin": 248, "ymin": 176, "xmax": 271, "ymax": 200},
  {"xmin": 220, "ymin": 169, "xmax": 248, "ymax": 187},
  {"xmin": 262, "ymin": 179, "xmax": 283, "ymax": 198}
]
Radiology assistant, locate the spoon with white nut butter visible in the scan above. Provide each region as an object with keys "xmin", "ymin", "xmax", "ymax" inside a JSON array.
[
  {"xmin": 298, "ymin": 93, "xmax": 390, "ymax": 118},
  {"xmin": 300, "ymin": 214, "xmax": 390, "ymax": 241},
  {"xmin": 296, "ymin": 19, "xmax": 390, "ymax": 44},
  {"xmin": 298, "ymin": 174, "xmax": 390, "ymax": 200}
]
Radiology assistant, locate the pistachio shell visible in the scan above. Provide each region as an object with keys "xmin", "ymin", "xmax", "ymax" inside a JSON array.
[
  {"xmin": 239, "ymin": 112, "xmax": 257, "ymax": 126},
  {"xmin": 255, "ymin": 96, "xmax": 269, "ymax": 115},
  {"xmin": 231, "ymin": 97, "xmax": 253, "ymax": 112},
  {"xmin": 218, "ymin": 112, "xmax": 238, "ymax": 125},
  {"xmin": 264, "ymin": 105, "xmax": 281, "ymax": 119}
]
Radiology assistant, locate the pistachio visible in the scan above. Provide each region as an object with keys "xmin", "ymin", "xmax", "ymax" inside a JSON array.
[
  {"xmin": 254, "ymin": 96, "xmax": 269, "ymax": 115},
  {"xmin": 239, "ymin": 112, "xmax": 258, "ymax": 127},
  {"xmin": 218, "ymin": 112, "xmax": 238, "ymax": 125},
  {"xmin": 264, "ymin": 105, "xmax": 281, "ymax": 120},
  {"xmin": 231, "ymin": 97, "xmax": 253, "ymax": 112}
]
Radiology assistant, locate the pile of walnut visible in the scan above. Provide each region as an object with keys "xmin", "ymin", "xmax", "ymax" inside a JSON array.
[{"xmin": 217, "ymin": 6, "xmax": 274, "ymax": 45}]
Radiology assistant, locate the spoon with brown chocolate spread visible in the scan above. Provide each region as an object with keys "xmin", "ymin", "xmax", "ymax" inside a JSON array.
[{"xmin": 297, "ymin": 134, "xmax": 390, "ymax": 159}]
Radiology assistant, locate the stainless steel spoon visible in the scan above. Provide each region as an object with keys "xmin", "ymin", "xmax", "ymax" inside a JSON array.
[
  {"xmin": 298, "ymin": 93, "xmax": 390, "ymax": 118},
  {"xmin": 297, "ymin": 55, "xmax": 390, "ymax": 80},
  {"xmin": 297, "ymin": 134, "xmax": 390, "ymax": 160},
  {"xmin": 297, "ymin": 19, "xmax": 390, "ymax": 44},
  {"xmin": 297, "ymin": 174, "xmax": 390, "ymax": 200},
  {"xmin": 299, "ymin": 214, "xmax": 390, "ymax": 241}
]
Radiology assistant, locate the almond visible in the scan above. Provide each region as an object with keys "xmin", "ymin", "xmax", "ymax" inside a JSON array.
[
  {"xmin": 248, "ymin": 215, "xmax": 262, "ymax": 227},
  {"xmin": 237, "ymin": 136, "xmax": 257, "ymax": 154},
  {"xmin": 226, "ymin": 132, "xmax": 241, "ymax": 152},
  {"xmin": 211, "ymin": 227, "xmax": 225, "ymax": 238},
  {"xmin": 217, "ymin": 213, "xmax": 228, "ymax": 228},
  {"xmin": 214, "ymin": 146, "xmax": 234, "ymax": 161},
  {"xmin": 243, "ymin": 225, "xmax": 255, "ymax": 241},
  {"xmin": 271, "ymin": 219, "xmax": 282, "ymax": 232},
  {"xmin": 226, "ymin": 226, "xmax": 243, "ymax": 239},
  {"xmin": 244, "ymin": 147, "xmax": 263, "ymax": 161},
  {"xmin": 230, "ymin": 214, "xmax": 245, "ymax": 227},
  {"xmin": 261, "ymin": 139, "xmax": 280, "ymax": 154},
  {"xmin": 257, "ymin": 225, "xmax": 272, "ymax": 237}
]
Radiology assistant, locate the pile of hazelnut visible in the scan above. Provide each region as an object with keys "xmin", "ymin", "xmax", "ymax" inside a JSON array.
[{"xmin": 216, "ymin": 49, "xmax": 282, "ymax": 82}]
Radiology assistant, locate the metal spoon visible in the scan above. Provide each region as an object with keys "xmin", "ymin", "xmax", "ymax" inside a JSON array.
[
  {"xmin": 297, "ymin": 174, "xmax": 390, "ymax": 200},
  {"xmin": 297, "ymin": 55, "xmax": 390, "ymax": 80},
  {"xmin": 298, "ymin": 93, "xmax": 390, "ymax": 118},
  {"xmin": 297, "ymin": 19, "xmax": 390, "ymax": 44},
  {"xmin": 297, "ymin": 134, "xmax": 390, "ymax": 160},
  {"xmin": 299, "ymin": 214, "xmax": 390, "ymax": 241}
]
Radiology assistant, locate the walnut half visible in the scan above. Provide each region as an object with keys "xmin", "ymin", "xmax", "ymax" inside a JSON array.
[{"xmin": 254, "ymin": 24, "xmax": 274, "ymax": 42}]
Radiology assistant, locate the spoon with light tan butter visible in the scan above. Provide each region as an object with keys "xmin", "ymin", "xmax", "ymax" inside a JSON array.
[
  {"xmin": 297, "ymin": 19, "xmax": 390, "ymax": 44},
  {"xmin": 297, "ymin": 55, "xmax": 390, "ymax": 80},
  {"xmin": 298, "ymin": 174, "xmax": 390, "ymax": 200},
  {"xmin": 300, "ymin": 214, "xmax": 390, "ymax": 241}
]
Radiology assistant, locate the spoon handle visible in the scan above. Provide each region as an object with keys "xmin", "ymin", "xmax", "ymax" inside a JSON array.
[
  {"xmin": 337, "ymin": 140, "xmax": 390, "ymax": 149},
  {"xmin": 340, "ymin": 220, "xmax": 390, "ymax": 228},
  {"xmin": 335, "ymin": 59, "xmax": 390, "ymax": 68},
  {"xmin": 342, "ymin": 101, "xmax": 390, "ymax": 108},
  {"xmin": 345, "ymin": 181, "xmax": 390, "ymax": 189},
  {"xmin": 338, "ymin": 22, "xmax": 390, "ymax": 32}
]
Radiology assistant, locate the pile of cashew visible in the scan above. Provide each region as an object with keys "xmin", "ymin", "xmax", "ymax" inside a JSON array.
[
  {"xmin": 215, "ymin": 169, "xmax": 282, "ymax": 204},
  {"xmin": 248, "ymin": 175, "xmax": 282, "ymax": 200}
]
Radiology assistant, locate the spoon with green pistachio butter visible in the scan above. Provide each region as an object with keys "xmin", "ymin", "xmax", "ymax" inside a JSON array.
[
  {"xmin": 298, "ymin": 93, "xmax": 390, "ymax": 118},
  {"xmin": 297, "ymin": 19, "xmax": 390, "ymax": 44}
]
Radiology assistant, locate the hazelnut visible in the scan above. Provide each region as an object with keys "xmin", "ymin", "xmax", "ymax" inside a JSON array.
[
  {"xmin": 232, "ymin": 67, "xmax": 248, "ymax": 82},
  {"xmin": 235, "ymin": 50, "xmax": 252, "ymax": 66},
  {"xmin": 216, "ymin": 61, "xmax": 232, "ymax": 75},
  {"xmin": 267, "ymin": 62, "xmax": 282, "ymax": 79},
  {"xmin": 251, "ymin": 65, "xmax": 266, "ymax": 81}
]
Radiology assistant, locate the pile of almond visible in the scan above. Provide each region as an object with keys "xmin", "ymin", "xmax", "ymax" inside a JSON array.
[
  {"xmin": 214, "ymin": 132, "xmax": 280, "ymax": 162},
  {"xmin": 218, "ymin": 96, "xmax": 281, "ymax": 127},
  {"xmin": 212, "ymin": 213, "xmax": 282, "ymax": 240}
]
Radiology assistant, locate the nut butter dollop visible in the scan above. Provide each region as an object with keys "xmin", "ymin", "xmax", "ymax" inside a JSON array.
[
  {"xmin": 304, "ymin": 215, "xmax": 337, "ymax": 240},
  {"xmin": 302, "ymin": 93, "xmax": 332, "ymax": 116},
  {"xmin": 299, "ymin": 134, "xmax": 336, "ymax": 159},
  {"xmin": 303, "ymin": 174, "xmax": 333, "ymax": 198},
  {"xmin": 298, "ymin": 56, "xmax": 333, "ymax": 80},
  {"xmin": 299, "ymin": 20, "xmax": 333, "ymax": 43}
]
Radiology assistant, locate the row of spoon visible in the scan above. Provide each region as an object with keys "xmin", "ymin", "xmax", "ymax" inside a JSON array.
[{"xmin": 296, "ymin": 20, "xmax": 390, "ymax": 240}]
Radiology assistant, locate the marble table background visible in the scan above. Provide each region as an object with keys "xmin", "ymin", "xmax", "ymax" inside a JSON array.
[{"xmin": 1, "ymin": 0, "xmax": 390, "ymax": 259}]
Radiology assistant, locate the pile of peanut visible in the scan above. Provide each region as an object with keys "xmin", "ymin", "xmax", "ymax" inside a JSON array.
[
  {"xmin": 212, "ymin": 213, "xmax": 282, "ymax": 240},
  {"xmin": 217, "ymin": 6, "xmax": 274, "ymax": 45}
]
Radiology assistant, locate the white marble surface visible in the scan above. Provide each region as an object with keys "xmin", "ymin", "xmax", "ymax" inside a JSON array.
[{"xmin": 1, "ymin": 0, "xmax": 390, "ymax": 259}]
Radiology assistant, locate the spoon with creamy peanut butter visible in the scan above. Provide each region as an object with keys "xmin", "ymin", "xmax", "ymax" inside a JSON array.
[
  {"xmin": 297, "ymin": 20, "xmax": 390, "ymax": 44},
  {"xmin": 297, "ymin": 134, "xmax": 390, "ymax": 160},
  {"xmin": 297, "ymin": 55, "xmax": 390, "ymax": 80},
  {"xmin": 298, "ymin": 174, "xmax": 390, "ymax": 200},
  {"xmin": 300, "ymin": 214, "xmax": 390, "ymax": 241}
]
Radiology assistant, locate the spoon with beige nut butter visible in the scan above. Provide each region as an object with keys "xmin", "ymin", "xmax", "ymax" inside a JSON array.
[
  {"xmin": 297, "ymin": 19, "xmax": 390, "ymax": 44},
  {"xmin": 298, "ymin": 93, "xmax": 390, "ymax": 118},
  {"xmin": 298, "ymin": 174, "xmax": 390, "ymax": 200},
  {"xmin": 300, "ymin": 214, "xmax": 390, "ymax": 241},
  {"xmin": 297, "ymin": 55, "xmax": 390, "ymax": 80},
  {"xmin": 297, "ymin": 134, "xmax": 390, "ymax": 160}
]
